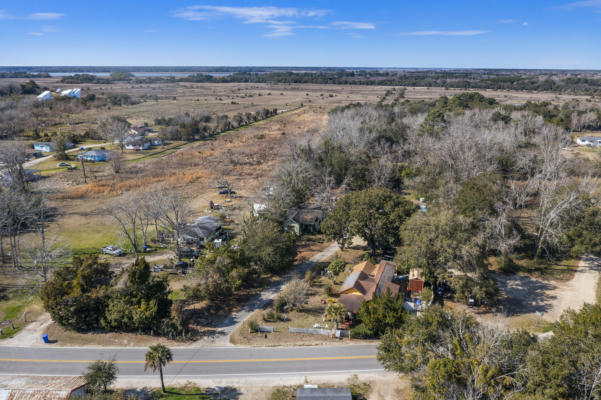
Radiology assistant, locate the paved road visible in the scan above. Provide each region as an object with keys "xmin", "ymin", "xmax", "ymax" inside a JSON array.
[{"xmin": 0, "ymin": 344, "xmax": 380, "ymax": 378}]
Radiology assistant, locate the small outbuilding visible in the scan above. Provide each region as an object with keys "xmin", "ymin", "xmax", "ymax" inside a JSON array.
[
  {"xmin": 37, "ymin": 90, "xmax": 53, "ymax": 101},
  {"xmin": 0, "ymin": 375, "xmax": 86, "ymax": 399},
  {"xmin": 60, "ymin": 88, "xmax": 82, "ymax": 98},
  {"xmin": 296, "ymin": 387, "xmax": 352, "ymax": 400}
]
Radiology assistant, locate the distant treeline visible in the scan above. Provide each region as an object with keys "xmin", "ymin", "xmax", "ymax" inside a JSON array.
[
  {"xmin": 0, "ymin": 71, "xmax": 50, "ymax": 78},
  {"xmin": 56, "ymin": 69, "xmax": 601, "ymax": 96},
  {"xmin": 175, "ymin": 71, "xmax": 601, "ymax": 95},
  {"xmin": 5, "ymin": 67, "xmax": 601, "ymax": 95}
]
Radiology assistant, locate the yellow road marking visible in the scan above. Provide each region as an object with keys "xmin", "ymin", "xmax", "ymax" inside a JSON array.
[{"xmin": 0, "ymin": 355, "xmax": 376, "ymax": 364}]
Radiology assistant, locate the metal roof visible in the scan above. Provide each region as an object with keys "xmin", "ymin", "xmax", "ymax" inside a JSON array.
[{"xmin": 0, "ymin": 376, "xmax": 86, "ymax": 400}]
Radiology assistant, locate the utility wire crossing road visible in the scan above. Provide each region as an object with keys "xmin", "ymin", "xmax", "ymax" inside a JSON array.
[{"xmin": 0, "ymin": 345, "xmax": 382, "ymax": 378}]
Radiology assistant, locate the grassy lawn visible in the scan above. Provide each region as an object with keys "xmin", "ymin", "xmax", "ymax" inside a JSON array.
[
  {"xmin": 0, "ymin": 292, "xmax": 44, "ymax": 339},
  {"xmin": 53, "ymin": 218, "xmax": 121, "ymax": 255},
  {"xmin": 499, "ymin": 255, "xmax": 580, "ymax": 281}
]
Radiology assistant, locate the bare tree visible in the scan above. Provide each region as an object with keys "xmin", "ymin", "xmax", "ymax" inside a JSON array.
[
  {"xmin": 99, "ymin": 117, "xmax": 130, "ymax": 152},
  {"xmin": 107, "ymin": 193, "xmax": 142, "ymax": 258},
  {"xmin": 0, "ymin": 142, "xmax": 28, "ymax": 191},
  {"xmin": 485, "ymin": 201, "xmax": 521, "ymax": 266},
  {"xmin": 530, "ymin": 130, "xmax": 591, "ymax": 258},
  {"xmin": 108, "ymin": 151, "xmax": 122, "ymax": 174},
  {"xmin": 280, "ymin": 278, "xmax": 310, "ymax": 311},
  {"xmin": 0, "ymin": 189, "xmax": 38, "ymax": 269},
  {"xmin": 159, "ymin": 190, "xmax": 190, "ymax": 259},
  {"xmin": 312, "ymin": 168, "xmax": 337, "ymax": 212}
]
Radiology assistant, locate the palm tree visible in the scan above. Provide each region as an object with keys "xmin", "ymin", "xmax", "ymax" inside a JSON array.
[
  {"xmin": 326, "ymin": 302, "xmax": 345, "ymax": 323},
  {"xmin": 144, "ymin": 344, "xmax": 173, "ymax": 393}
]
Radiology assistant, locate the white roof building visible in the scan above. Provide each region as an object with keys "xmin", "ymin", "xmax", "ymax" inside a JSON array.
[
  {"xmin": 60, "ymin": 88, "xmax": 81, "ymax": 98},
  {"xmin": 36, "ymin": 90, "xmax": 52, "ymax": 101}
]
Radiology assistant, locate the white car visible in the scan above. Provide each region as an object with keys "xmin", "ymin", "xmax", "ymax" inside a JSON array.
[
  {"xmin": 101, "ymin": 246, "xmax": 124, "ymax": 256},
  {"xmin": 57, "ymin": 162, "xmax": 71, "ymax": 167}
]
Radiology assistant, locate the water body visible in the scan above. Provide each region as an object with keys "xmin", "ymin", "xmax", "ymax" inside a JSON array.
[{"xmin": 48, "ymin": 72, "xmax": 233, "ymax": 77}]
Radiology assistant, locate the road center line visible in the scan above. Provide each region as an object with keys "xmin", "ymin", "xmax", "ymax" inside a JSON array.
[{"xmin": 0, "ymin": 355, "xmax": 377, "ymax": 364}]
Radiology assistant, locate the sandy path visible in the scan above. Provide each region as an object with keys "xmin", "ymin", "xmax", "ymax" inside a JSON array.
[
  {"xmin": 206, "ymin": 242, "xmax": 340, "ymax": 346},
  {"xmin": 0, "ymin": 312, "xmax": 52, "ymax": 346},
  {"xmin": 544, "ymin": 255, "xmax": 600, "ymax": 320}
]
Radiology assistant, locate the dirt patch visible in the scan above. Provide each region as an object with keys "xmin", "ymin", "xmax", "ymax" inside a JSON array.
[{"xmin": 456, "ymin": 255, "xmax": 600, "ymax": 331}]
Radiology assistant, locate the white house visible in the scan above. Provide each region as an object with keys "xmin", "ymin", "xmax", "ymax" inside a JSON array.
[
  {"xmin": 33, "ymin": 142, "xmax": 56, "ymax": 152},
  {"xmin": 60, "ymin": 88, "xmax": 82, "ymax": 98},
  {"xmin": 576, "ymin": 136, "xmax": 601, "ymax": 147},
  {"xmin": 124, "ymin": 135, "xmax": 151, "ymax": 150},
  {"xmin": 36, "ymin": 90, "xmax": 52, "ymax": 101}
]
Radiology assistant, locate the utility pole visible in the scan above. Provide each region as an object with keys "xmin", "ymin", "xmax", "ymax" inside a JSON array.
[{"xmin": 80, "ymin": 157, "xmax": 87, "ymax": 183}]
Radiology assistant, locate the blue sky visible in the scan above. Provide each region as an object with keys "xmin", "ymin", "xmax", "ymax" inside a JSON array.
[{"xmin": 1, "ymin": 0, "xmax": 600, "ymax": 68}]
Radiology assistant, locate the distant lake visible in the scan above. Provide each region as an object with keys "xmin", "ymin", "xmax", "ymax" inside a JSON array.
[{"xmin": 48, "ymin": 72, "xmax": 233, "ymax": 77}]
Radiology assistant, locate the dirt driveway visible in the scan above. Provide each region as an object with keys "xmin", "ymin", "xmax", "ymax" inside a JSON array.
[{"xmin": 473, "ymin": 256, "xmax": 600, "ymax": 330}]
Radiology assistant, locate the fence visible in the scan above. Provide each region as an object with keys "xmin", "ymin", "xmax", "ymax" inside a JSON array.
[{"xmin": 289, "ymin": 327, "xmax": 349, "ymax": 338}]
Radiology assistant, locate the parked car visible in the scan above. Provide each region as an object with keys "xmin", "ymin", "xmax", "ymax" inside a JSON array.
[
  {"xmin": 57, "ymin": 162, "xmax": 71, "ymax": 167},
  {"xmin": 218, "ymin": 189, "xmax": 236, "ymax": 195},
  {"xmin": 101, "ymin": 246, "xmax": 124, "ymax": 256}
]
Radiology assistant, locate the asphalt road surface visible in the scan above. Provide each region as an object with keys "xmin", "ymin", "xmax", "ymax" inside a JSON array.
[{"xmin": 0, "ymin": 344, "xmax": 381, "ymax": 378}]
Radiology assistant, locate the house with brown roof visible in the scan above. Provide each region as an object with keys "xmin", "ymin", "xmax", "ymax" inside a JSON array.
[
  {"xmin": 338, "ymin": 260, "xmax": 400, "ymax": 313},
  {"xmin": 0, "ymin": 375, "xmax": 86, "ymax": 399}
]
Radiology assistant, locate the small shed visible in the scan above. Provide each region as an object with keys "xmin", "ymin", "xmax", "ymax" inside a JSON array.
[
  {"xmin": 0, "ymin": 375, "xmax": 86, "ymax": 399},
  {"xmin": 296, "ymin": 387, "xmax": 352, "ymax": 400}
]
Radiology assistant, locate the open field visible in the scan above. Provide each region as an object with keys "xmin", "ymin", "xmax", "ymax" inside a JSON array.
[{"xmin": 34, "ymin": 106, "xmax": 325, "ymax": 254}]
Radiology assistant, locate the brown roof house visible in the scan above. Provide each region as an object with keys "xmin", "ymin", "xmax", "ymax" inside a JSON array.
[
  {"xmin": 338, "ymin": 260, "xmax": 400, "ymax": 313},
  {"xmin": 0, "ymin": 376, "xmax": 86, "ymax": 399}
]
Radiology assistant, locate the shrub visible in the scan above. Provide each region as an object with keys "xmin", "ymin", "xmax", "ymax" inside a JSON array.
[
  {"xmin": 350, "ymin": 323, "xmax": 373, "ymax": 339},
  {"xmin": 421, "ymin": 287, "xmax": 433, "ymax": 304},
  {"xmin": 327, "ymin": 259, "xmax": 346, "ymax": 276},
  {"xmin": 263, "ymin": 310, "xmax": 275, "ymax": 322},
  {"xmin": 84, "ymin": 360, "xmax": 117, "ymax": 394},
  {"xmin": 248, "ymin": 319, "xmax": 259, "ymax": 333},
  {"xmin": 324, "ymin": 283, "xmax": 334, "ymax": 297},
  {"xmin": 304, "ymin": 269, "xmax": 315, "ymax": 283},
  {"xmin": 356, "ymin": 290, "xmax": 408, "ymax": 337},
  {"xmin": 274, "ymin": 296, "xmax": 287, "ymax": 313}
]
